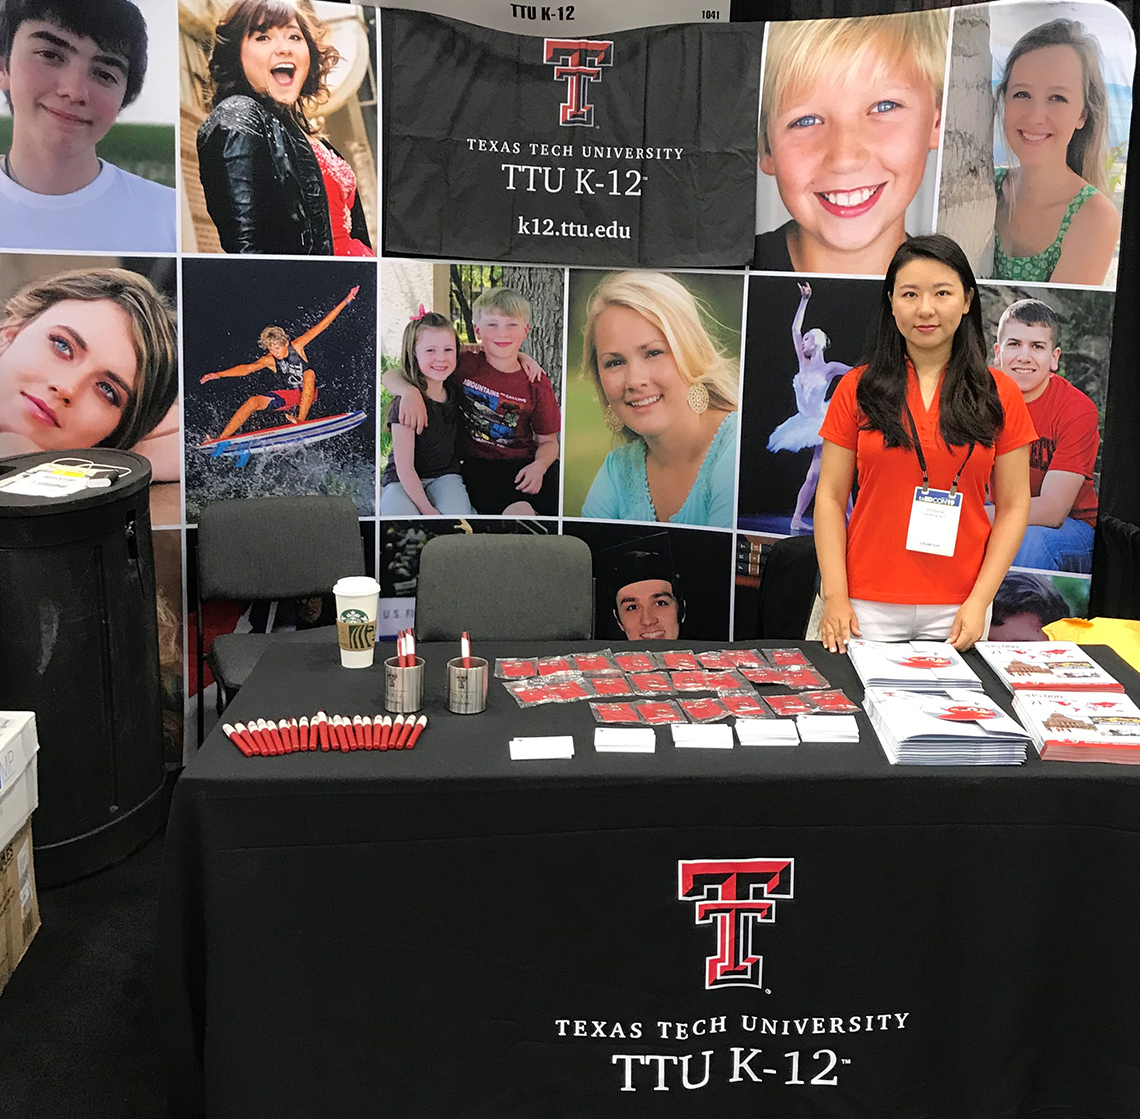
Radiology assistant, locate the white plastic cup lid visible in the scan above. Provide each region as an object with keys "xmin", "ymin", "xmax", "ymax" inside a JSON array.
[{"xmin": 333, "ymin": 576, "xmax": 381, "ymax": 597}]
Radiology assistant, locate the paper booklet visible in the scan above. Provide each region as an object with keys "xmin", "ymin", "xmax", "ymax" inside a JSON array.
[
  {"xmin": 974, "ymin": 642, "xmax": 1123, "ymax": 693},
  {"xmin": 863, "ymin": 687, "xmax": 1028, "ymax": 766},
  {"xmin": 847, "ymin": 640, "xmax": 983, "ymax": 691},
  {"xmin": 1012, "ymin": 691, "xmax": 1140, "ymax": 763}
]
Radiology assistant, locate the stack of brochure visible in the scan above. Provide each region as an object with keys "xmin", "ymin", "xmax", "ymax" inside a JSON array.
[
  {"xmin": 847, "ymin": 641, "xmax": 983, "ymax": 691},
  {"xmin": 734, "ymin": 718, "xmax": 800, "ymax": 746},
  {"xmin": 1011, "ymin": 691, "xmax": 1140, "ymax": 764},
  {"xmin": 796, "ymin": 714, "xmax": 859, "ymax": 742},
  {"xmin": 864, "ymin": 687, "xmax": 1029, "ymax": 765},
  {"xmin": 975, "ymin": 642, "xmax": 1124, "ymax": 693}
]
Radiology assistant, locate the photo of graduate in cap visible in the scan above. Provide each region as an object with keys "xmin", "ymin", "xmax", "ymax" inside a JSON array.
[{"xmin": 564, "ymin": 524, "xmax": 732, "ymax": 641}]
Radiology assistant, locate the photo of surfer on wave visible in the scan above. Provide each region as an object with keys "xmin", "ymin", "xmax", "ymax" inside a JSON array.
[{"xmin": 199, "ymin": 283, "xmax": 358, "ymax": 443}]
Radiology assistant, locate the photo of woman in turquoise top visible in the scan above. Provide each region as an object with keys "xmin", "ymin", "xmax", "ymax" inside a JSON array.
[
  {"xmin": 570, "ymin": 270, "xmax": 741, "ymax": 529},
  {"xmin": 992, "ymin": 18, "xmax": 1120, "ymax": 285}
]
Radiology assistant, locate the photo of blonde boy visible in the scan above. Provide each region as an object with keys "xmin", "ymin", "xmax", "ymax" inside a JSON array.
[{"xmin": 755, "ymin": 11, "xmax": 948, "ymax": 276}]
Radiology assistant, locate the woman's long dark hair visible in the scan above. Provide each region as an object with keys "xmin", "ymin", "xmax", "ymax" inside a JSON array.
[
  {"xmin": 208, "ymin": 0, "xmax": 339, "ymax": 135},
  {"xmin": 857, "ymin": 234, "xmax": 1004, "ymax": 450}
]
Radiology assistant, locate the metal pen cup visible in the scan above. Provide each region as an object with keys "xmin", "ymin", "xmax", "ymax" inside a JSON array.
[
  {"xmin": 447, "ymin": 656, "xmax": 488, "ymax": 714},
  {"xmin": 385, "ymin": 656, "xmax": 424, "ymax": 713}
]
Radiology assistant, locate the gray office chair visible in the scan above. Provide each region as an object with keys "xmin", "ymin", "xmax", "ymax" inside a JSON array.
[
  {"xmin": 196, "ymin": 494, "xmax": 365, "ymax": 743},
  {"xmin": 414, "ymin": 534, "xmax": 593, "ymax": 641}
]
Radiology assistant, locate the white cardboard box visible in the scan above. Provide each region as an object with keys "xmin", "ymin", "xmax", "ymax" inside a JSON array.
[{"xmin": 0, "ymin": 712, "xmax": 39, "ymax": 852}]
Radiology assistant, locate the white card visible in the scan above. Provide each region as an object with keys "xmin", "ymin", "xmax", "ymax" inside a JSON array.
[
  {"xmin": 509, "ymin": 736, "xmax": 575, "ymax": 760},
  {"xmin": 905, "ymin": 487, "xmax": 962, "ymax": 556},
  {"xmin": 594, "ymin": 728, "xmax": 656, "ymax": 753},
  {"xmin": 671, "ymin": 724, "xmax": 734, "ymax": 749}
]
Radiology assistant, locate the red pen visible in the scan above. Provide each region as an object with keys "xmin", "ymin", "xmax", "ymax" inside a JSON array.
[
  {"xmin": 461, "ymin": 631, "xmax": 471, "ymax": 669},
  {"xmin": 317, "ymin": 711, "xmax": 330, "ymax": 751},
  {"xmin": 231, "ymin": 721, "xmax": 259, "ymax": 756},
  {"xmin": 407, "ymin": 630, "xmax": 416, "ymax": 663},
  {"xmin": 353, "ymin": 715, "xmax": 366, "ymax": 749},
  {"xmin": 269, "ymin": 719, "xmax": 286, "ymax": 755},
  {"xmin": 255, "ymin": 719, "xmax": 275, "ymax": 755},
  {"xmin": 223, "ymin": 723, "xmax": 254, "ymax": 757},
  {"xmin": 391, "ymin": 714, "xmax": 405, "ymax": 748},
  {"xmin": 289, "ymin": 718, "xmax": 300, "ymax": 751},
  {"xmin": 378, "ymin": 716, "xmax": 391, "ymax": 750},
  {"xmin": 363, "ymin": 716, "xmax": 373, "ymax": 749},
  {"xmin": 396, "ymin": 715, "xmax": 415, "ymax": 748},
  {"xmin": 299, "ymin": 716, "xmax": 310, "ymax": 751},
  {"xmin": 244, "ymin": 721, "xmax": 268, "ymax": 755},
  {"xmin": 339, "ymin": 716, "xmax": 352, "ymax": 753},
  {"xmin": 279, "ymin": 719, "xmax": 295, "ymax": 753},
  {"xmin": 405, "ymin": 715, "xmax": 427, "ymax": 749},
  {"xmin": 332, "ymin": 716, "xmax": 347, "ymax": 752}
]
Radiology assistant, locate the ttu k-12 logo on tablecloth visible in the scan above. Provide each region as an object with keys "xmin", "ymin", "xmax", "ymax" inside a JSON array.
[
  {"xmin": 381, "ymin": 11, "xmax": 761, "ymax": 267},
  {"xmin": 678, "ymin": 858, "xmax": 794, "ymax": 990}
]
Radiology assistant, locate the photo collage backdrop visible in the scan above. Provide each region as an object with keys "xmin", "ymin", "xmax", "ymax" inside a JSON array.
[{"xmin": 0, "ymin": 0, "xmax": 1130, "ymax": 759}]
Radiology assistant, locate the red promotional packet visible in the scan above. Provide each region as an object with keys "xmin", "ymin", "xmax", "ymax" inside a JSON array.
[
  {"xmin": 615, "ymin": 651, "xmax": 655, "ymax": 672},
  {"xmin": 590, "ymin": 702, "xmax": 642, "ymax": 724},
  {"xmin": 680, "ymin": 698, "xmax": 730, "ymax": 722},
  {"xmin": 662, "ymin": 651, "xmax": 700, "ymax": 670},
  {"xmin": 496, "ymin": 658, "xmax": 537, "ymax": 679},
  {"xmin": 670, "ymin": 671, "xmax": 710, "ymax": 692},
  {"xmin": 765, "ymin": 693, "xmax": 817, "ymax": 717},
  {"xmin": 703, "ymin": 670, "xmax": 751, "ymax": 693},
  {"xmin": 630, "ymin": 672, "xmax": 673, "ymax": 695},
  {"xmin": 591, "ymin": 676, "xmax": 634, "ymax": 697},
  {"xmin": 740, "ymin": 666, "xmax": 786, "ymax": 685},
  {"xmin": 537, "ymin": 657, "xmax": 574, "ymax": 676},
  {"xmin": 546, "ymin": 680, "xmax": 592, "ymax": 702},
  {"xmin": 505, "ymin": 682, "xmax": 555, "ymax": 706},
  {"xmin": 802, "ymin": 689, "xmax": 859, "ymax": 713},
  {"xmin": 725, "ymin": 649, "xmax": 765, "ymax": 667},
  {"xmin": 779, "ymin": 666, "xmax": 829, "ymax": 691},
  {"xmin": 574, "ymin": 652, "xmax": 615, "ymax": 672},
  {"xmin": 637, "ymin": 701, "xmax": 686, "ymax": 725},
  {"xmin": 721, "ymin": 694, "xmax": 771, "ymax": 718},
  {"xmin": 697, "ymin": 650, "xmax": 737, "ymax": 670},
  {"xmin": 767, "ymin": 648, "xmax": 811, "ymax": 667}
]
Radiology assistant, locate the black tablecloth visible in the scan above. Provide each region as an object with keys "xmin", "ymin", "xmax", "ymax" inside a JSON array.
[{"xmin": 156, "ymin": 641, "xmax": 1140, "ymax": 1118}]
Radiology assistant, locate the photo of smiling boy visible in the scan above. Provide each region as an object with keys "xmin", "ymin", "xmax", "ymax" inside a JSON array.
[
  {"xmin": 755, "ymin": 11, "xmax": 948, "ymax": 276},
  {"xmin": 992, "ymin": 298, "xmax": 1098, "ymax": 573},
  {"xmin": 0, "ymin": 0, "xmax": 175, "ymax": 252}
]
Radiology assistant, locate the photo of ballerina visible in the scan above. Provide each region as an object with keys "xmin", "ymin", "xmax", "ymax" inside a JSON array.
[
  {"xmin": 562, "ymin": 269, "xmax": 744, "ymax": 529},
  {"xmin": 182, "ymin": 257, "xmax": 376, "ymax": 518},
  {"xmin": 561, "ymin": 522, "xmax": 733, "ymax": 642},
  {"xmin": 737, "ymin": 273, "xmax": 880, "ymax": 536}
]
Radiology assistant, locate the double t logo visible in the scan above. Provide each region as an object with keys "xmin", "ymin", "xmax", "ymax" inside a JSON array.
[
  {"xmin": 678, "ymin": 859, "xmax": 795, "ymax": 990},
  {"xmin": 543, "ymin": 39, "xmax": 614, "ymax": 127}
]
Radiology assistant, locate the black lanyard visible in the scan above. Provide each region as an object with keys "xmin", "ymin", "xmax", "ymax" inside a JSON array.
[{"xmin": 903, "ymin": 403, "xmax": 974, "ymax": 496}]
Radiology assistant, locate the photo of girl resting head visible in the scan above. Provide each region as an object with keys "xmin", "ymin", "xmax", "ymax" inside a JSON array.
[
  {"xmin": 992, "ymin": 19, "xmax": 1120, "ymax": 286},
  {"xmin": 196, "ymin": 0, "xmax": 373, "ymax": 256},
  {"xmin": 578, "ymin": 271, "xmax": 740, "ymax": 529},
  {"xmin": 379, "ymin": 310, "xmax": 474, "ymax": 517},
  {"xmin": 0, "ymin": 267, "xmax": 178, "ymax": 464}
]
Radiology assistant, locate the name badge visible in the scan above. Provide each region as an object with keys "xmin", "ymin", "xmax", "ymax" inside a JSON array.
[{"xmin": 906, "ymin": 487, "xmax": 962, "ymax": 556}]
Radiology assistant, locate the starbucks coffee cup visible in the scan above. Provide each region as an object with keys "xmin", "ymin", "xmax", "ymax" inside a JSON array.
[{"xmin": 332, "ymin": 576, "xmax": 381, "ymax": 668}]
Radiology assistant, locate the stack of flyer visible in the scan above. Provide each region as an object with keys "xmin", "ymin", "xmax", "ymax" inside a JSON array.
[
  {"xmin": 847, "ymin": 640, "xmax": 983, "ymax": 691},
  {"xmin": 863, "ymin": 688, "xmax": 1029, "ymax": 765},
  {"xmin": 1011, "ymin": 691, "xmax": 1140, "ymax": 764},
  {"xmin": 974, "ymin": 641, "xmax": 1124, "ymax": 693}
]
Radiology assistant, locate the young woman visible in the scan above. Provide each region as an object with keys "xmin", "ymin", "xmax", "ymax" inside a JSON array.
[
  {"xmin": 0, "ymin": 267, "xmax": 177, "ymax": 458},
  {"xmin": 579, "ymin": 271, "xmax": 739, "ymax": 529},
  {"xmin": 767, "ymin": 281, "xmax": 852, "ymax": 532},
  {"xmin": 814, "ymin": 234, "xmax": 1035, "ymax": 652},
  {"xmin": 992, "ymin": 19, "xmax": 1118, "ymax": 285},
  {"xmin": 197, "ymin": 0, "xmax": 373, "ymax": 257}
]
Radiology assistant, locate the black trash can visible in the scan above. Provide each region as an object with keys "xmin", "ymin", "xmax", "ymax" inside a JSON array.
[{"xmin": 0, "ymin": 451, "xmax": 166, "ymax": 886}]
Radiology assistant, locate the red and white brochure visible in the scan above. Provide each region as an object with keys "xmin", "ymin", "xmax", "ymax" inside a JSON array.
[
  {"xmin": 629, "ymin": 671, "xmax": 673, "ymax": 695},
  {"xmin": 637, "ymin": 701, "xmax": 686, "ymax": 725},
  {"xmin": 680, "ymin": 698, "xmax": 730, "ymax": 722},
  {"xmin": 615, "ymin": 651, "xmax": 655, "ymax": 672},
  {"xmin": 495, "ymin": 658, "xmax": 537, "ymax": 679},
  {"xmin": 590, "ymin": 702, "xmax": 642, "ymax": 724}
]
